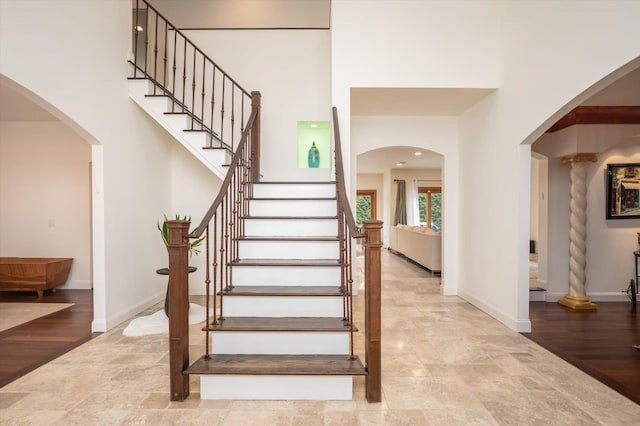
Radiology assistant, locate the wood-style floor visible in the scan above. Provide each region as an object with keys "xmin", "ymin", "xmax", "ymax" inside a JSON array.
[
  {"xmin": 525, "ymin": 301, "xmax": 640, "ymax": 405},
  {"xmin": 0, "ymin": 290, "xmax": 98, "ymax": 388}
]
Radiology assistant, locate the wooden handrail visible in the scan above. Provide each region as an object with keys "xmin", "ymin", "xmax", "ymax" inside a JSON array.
[
  {"xmin": 190, "ymin": 94, "xmax": 260, "ymax": 239},
  {"xmin": 332, "ymin": 107, "xmax": 364, "ymax": 239},
  {"xmin": 168, "ymin": 90, "xmax": 259, "ymax": 401},
  {"xmin": 332, "ymin": 107, "xmax": 382, "ymax": 402}
]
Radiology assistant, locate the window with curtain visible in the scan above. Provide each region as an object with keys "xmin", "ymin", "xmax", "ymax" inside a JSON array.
[{"xmin": 418, "ymin": 186, "xmax": 442, "ymax": 231}]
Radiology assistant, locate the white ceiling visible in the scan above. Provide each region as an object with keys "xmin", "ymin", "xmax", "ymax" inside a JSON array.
[
  {"xmin": 351, "ymin": 87, "xmax": 495, "ymax": 116},
  {"xmin": 357, "ymin": 146, "xmax": 442, "ymax": 174}
]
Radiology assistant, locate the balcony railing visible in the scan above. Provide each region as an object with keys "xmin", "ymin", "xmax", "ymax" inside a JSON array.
[{"xmin": 130, "ymin": 0, "xmax": 252, "ymax": 153}]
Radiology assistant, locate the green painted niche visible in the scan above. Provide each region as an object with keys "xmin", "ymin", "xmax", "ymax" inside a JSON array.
[{"xmin": 297, "ymin": 121, "xmax": 331, "ymax": 169}]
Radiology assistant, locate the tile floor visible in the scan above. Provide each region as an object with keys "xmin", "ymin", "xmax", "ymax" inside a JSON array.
[{"xmin": 1, "ymin": 250, "xmax": 638, "ymax": 425}]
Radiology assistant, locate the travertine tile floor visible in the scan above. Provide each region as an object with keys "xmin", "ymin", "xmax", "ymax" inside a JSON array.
[{"xmin": 1, "ymin": 249, "xmax": 639, "ymax": 425}]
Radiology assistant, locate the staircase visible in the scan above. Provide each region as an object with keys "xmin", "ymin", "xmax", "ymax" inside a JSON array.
[
  {"xmin": 187, "ymin": 181, "xmax": 366, "ymax": 400},
  {"xmin": 129, "ymin": 0, "xmax": 381, "ymax": 402}
]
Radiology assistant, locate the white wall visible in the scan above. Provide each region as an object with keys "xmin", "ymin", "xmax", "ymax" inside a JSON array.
[
  {"xmin": 458, "ymin": 2, "xmax": 640, "ymax": 332},
  {"xmin": 185, "ymin": 29, "xmax": 332, "ymax": 181},
  {"xmin": 530, "ymin": 157, "xmax": 539, "ymax": 244},
  {"xmin": 0, "ymin": 122, "xmax": 92, "ymax": 289},
  {"xmin": 170, "ymin": 142, "xmax": 222, "ymax": 294},
  {"xmin": 334, "ymin": 0, "xmax": 640, "ymax": 331},
  {"xmin": 0, "ymin": 0, "xmax": 176, "ymax": 331}
]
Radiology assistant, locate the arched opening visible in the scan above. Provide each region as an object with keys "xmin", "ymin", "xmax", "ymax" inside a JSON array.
[
  {"xmin": 356, "ymin": 146, "xmax": 446, "ymax": 283},
  {"xmin": 0, "ymin": 75, "xmax": 104, "ymax": 328}
]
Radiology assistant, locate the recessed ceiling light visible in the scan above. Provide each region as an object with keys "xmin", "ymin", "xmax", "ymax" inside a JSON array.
[
  {"xmin": 396, "ymin": 161, "xmax": 406, "ymax": 166},
  {"xmin": 414, "ymin": 152, "xmax": 422, "ymax": 156}
]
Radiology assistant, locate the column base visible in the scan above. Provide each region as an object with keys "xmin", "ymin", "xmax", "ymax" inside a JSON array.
[{"xmin": 558, "ymin": 295, "xmax": 597, "ymax": 311}]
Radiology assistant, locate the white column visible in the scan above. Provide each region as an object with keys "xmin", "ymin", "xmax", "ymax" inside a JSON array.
[{"xmin": 558, "ymin": 153, "xmax": 597, "ymax": 311}]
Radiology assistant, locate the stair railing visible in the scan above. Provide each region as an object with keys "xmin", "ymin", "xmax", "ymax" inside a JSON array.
[
  {"xmin": 130, "ymin": 0, "xmax": 253, "ymax": 153},
  {"xmin": 332, "ymin": 107, "xmax": 382, "ymax": 403},
  {"xmin": 165, "ymin": 93, "xmax": 260, "ymax": 401}
]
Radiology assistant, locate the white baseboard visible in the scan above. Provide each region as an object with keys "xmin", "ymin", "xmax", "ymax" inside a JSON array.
[
  {"xmin": 529, "ymin": 290, "xmax": 547, "ymax": 302},
  {"xmin": 458, "ymin": 288, "xmax": 531, "ymax": 333},
  {"xmin": 60, "ymin": 279, "xmax": 92, "ymax": 290},
  {"xmin": 98, "ymin": 290, "xmax": 164, "ymax": 332}
]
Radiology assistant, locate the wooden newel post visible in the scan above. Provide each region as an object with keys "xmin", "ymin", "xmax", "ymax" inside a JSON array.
[
  {"xmin": 167, "ymin": 220, "xmax": 190, "ymax": 401},
  {"xmin": 250, "ymin": 91, "xmax": 261, "ymax": 183},
  {"xmin": 363, "ymin": 219, "xmax": 383, "ymax": 402}
]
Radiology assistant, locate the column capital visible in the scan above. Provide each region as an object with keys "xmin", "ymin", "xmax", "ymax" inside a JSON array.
[{"xmin": 561, "ymin": 153, "xmax": 598, "ymax": 165}]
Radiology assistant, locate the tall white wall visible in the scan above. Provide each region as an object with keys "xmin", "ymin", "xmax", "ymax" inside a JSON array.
[
  {"xmin": 169, "ymin": 142, "xmax": 222, "ymax": 294},
  {"xmin": 0, "ymin": 122, "xmax": 92, "ymax": 289},
  {"xmin": 458, "ymin": 1, "xmax": 640, "ymax": 331},
  {"xmin": 0, "ymin": 0, "xmax": 176, "ymax": 331},
  {"xmin": 333, "ymin": 0, "xmax": 640, "ymax": 331},
  {"xmin": 184, "ymin": 29, "xmax": 331, "ymax": 181}
]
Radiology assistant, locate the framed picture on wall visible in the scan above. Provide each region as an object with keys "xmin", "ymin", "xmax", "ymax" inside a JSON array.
[{"xmin": 606, "ymin": 163, "xmax": 640, "ymax": 219}]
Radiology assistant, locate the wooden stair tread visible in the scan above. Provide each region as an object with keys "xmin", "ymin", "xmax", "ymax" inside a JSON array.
[
  {"xmin": 204, "ymin": 317, "xmax": 355, "ymax": 332},
  {"xmin": 221, "ymin": 285, "xmax": 343, "ymax": 296},
  {"xmin": 255, "ymin": 181, "xmax": 336, "ymax": 185},
  {"xmin": 237, "ymin": 236, "xmax": 339, "ymax": 242},
  {"xmin": 186, "ymin": 354, "xmax": 366, "ymax": 376},
  {"xmin": 231, "ymin": 259, "xmax": 340, "ymax": 267},
  {"xmin": 242, "ymin": 215, "xmax": 338, "ymax": 220}
]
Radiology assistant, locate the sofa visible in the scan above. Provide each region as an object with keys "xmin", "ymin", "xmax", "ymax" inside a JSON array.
[{"xmin": 389, "ymin": 225, "xmax": 441, "ymax": 273}]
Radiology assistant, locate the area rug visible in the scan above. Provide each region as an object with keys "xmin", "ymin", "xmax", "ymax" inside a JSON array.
[
  {"xmin": 0, "ymin": 303, "xmax": 74, "ymax": 332},
  {"xmin": 123, "ymin": 303, "xmax": 211, "ymax": 337}
]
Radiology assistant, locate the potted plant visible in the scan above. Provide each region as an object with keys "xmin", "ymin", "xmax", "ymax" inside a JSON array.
[
  {"xmin": 157, "ymin": 214, "xmax": 205, "ymax": 257},
  {"xmin": 157, "ymin": 214, "xmax": 205, "ymax": 316}
]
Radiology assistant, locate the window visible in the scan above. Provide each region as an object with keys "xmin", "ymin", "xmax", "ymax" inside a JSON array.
[
  {"xmin": 418, "ymin": 187, "xmax": 441, "ymax": 231},
  {"xmin": 356, "ymin": 190, "xmax": 377, "ymax": 227}
]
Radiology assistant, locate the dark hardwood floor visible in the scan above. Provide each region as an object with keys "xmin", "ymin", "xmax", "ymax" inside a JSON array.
[
  {"xmin": 0, "ymin": 289, "xmax": 98, "ymax": 388},
  {"xmin": 525, "ymin": 301, "xmax": 640, "ymax": 405}
]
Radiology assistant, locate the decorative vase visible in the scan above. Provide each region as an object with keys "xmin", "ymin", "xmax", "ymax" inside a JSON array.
[{"xmin": 308, "ymin": 141, "xmax": 320, "ymax": 168}]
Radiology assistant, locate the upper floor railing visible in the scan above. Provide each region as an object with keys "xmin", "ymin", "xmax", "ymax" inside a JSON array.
[{"xmin": 130, "ymin": 0, "xmax": 252, "ymax": 152}]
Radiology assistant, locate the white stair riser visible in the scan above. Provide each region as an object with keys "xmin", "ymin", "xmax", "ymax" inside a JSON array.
[
  {"xmin": 238, "ymin": 240, "xmax": 339, "ymax": 259},
  {"xmin": 232, "ymin": 266, "xmax": 341, "ymax": 285},
  {"xmin": 253, "ymin": 184, "xmax": 336, "ymax": 198},
  {"xmin": 143, "ymin": 96, "xmax": 172, "ymax": 116},
  {"xmin": 202, "ymin": 148, "xmax": 231, "ymax": 166},
  {"xmin": 213, "ymin": 332, "xmax": 349, "ymax": 355},
  {"xmin": 200, "ymin": 375, "xmax": 353, "ymax": 400},
  {"xmin": 244, "ymin": 219, "xmax": 338, "ymax": 237},
  {"xmin": 223, "ymin": 296, "xmax": 343, "ymax": 317},
  {"xmin": 162, "ymin": 113, "xmax": 190, "ymax": 133},
  {"xmin": 250, "ymin": 199, "xmax": 336, "ymax": 217}
]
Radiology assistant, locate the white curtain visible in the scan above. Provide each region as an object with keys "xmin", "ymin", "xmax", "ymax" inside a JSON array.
[{"xmin": 406, "ymin": 179, "xmax": 420, "ymax": 226}]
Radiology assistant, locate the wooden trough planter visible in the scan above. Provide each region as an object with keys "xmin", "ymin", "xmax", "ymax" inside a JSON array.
[{"xmin": 0, "ymin": 257, "xmax": 73, "ymax": 297}]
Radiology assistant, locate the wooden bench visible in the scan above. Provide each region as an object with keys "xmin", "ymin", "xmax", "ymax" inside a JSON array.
[{"xmin": 0, "ymin": 258, "xmax": 73, "ymax": 297}]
